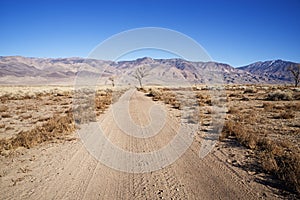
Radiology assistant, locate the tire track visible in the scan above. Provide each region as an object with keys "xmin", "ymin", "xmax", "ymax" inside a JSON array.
[{"xmin": 1, "ymin": 89, "xmax": 281, "ymax": 199}]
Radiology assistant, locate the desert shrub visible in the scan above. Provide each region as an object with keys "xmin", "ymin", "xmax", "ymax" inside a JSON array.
[
  {"xmin": 196, "ymin": 93, "xmax": 212, "ymax": 106},
  {"xmin": 221, "ymin": 115, "xmax": 300, "ymax": 194},
  {"xmin": 257, "ymin": 137, "xmax": 283, "ymax": 154},
  {"xmin": 148, "ymin": 88, "xmax": 181, "ymax": 109},
  {"xmin": 162, "ymin": 92, "xmax": 181, "ymax": 109},
  {"xmin": 95, "ymin": 90, "xmax": 112, "ymax": 111},
  {"xmin": 235, "ymin": 128, "xmax": 258, "ymax": 149},
  {"xmin": 219, "ymin": 120, "xmax": 233, "ymax": 141},
  {"xmin": 228, "ymin": 92, "xmax": 243, "ymax": 98},
  {"xmin": 275, "ymin": 151, "xmax": 300, "ymax": 193},
  {"xmin": 243, "ymin": 87, "xmax": 257, "ymax": 94},
  {"xmin": 162, "ymin": 94, "xmax": 175, "ymax": 104},
  {"xmin": 260, "ymin": 144, "xmax": 300, "ymax": 193},
  {"xmin": 204, "ymin": 99, "xmax": 212, "ymax": 106},
  {"xmin": 1, "ymin": 113, "xmax": 11, "ymax": 118},
  {"xmin": 293, "ymin": 93, "xmax": 300, "ymax": 100},
  {"xmin": 285, "ymin": 102, "xmax": 300, "ymax": 110},
  {"xmin": 0, "ymin": 105, "xmax": 8, "ymax": 112},
  {"xmin": 196, "ymin": 93, "xmax": 211, "ymax": 105},
  {"xmin": 261, "ymin": 152, "xmax": 279, "ymax": 173},
  {"xmin": 0, "ymin": 89, "xmax": 115, "ymax": 154},
  {"xmin": 147, "ymin": 88, "xmax": 163, "ymax": 101},
  {"xmin": 196, "ymin": 92, "xmax": 206, "ymax": 99},
  {"xmin": 266, "ymin": 91, "xmax": 293, "ymax": 101},
  {"xmin": 73, "ymin": 89, "xmax": 114, "ymax": 122},
  {"xmin": 274, "ymin": 111, "xmax": 295, "ymax": 119},
  {"xmin": 137, "ymin": 87, "xmax": 148, "ymax": 93},
  {"xmin": 227, "ymin": 106, "xmax": 239, "ymax": 114},
  {"xmin": 0, "ymin": 112, "xmax": 75, "ymax": 153},
  {"xmin": 262, "ymin": 102, "xmax": 274, "ymax": 111},
  {"xmin": 192, "ymin": 86, "xmax": 199, "ymax": 91},
  {"xmin": 240, "ymin": 96, "xmax": 250, "ymax": 101}
]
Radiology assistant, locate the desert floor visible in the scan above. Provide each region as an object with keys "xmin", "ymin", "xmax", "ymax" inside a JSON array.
[{"xmin": 0, "ymin": 85, "xmax": 299, "ymax": 199}]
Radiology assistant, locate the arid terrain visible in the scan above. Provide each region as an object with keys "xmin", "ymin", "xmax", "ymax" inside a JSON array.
[
  {"xmin": 0, "ymin": 84, "xmax": 299, "ymax": 199},
  {"xmin": 1, "ymin": 56, "xmax": 299, "ymax": 85}
]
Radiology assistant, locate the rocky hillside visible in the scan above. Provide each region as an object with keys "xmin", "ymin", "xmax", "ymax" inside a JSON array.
[
  {"xmin": 238, "ymin": 59, "xmax": 299, "ymax": 83},
  {"xmin": 0, "ymin": 56, "xmax": 298, "ymax": 85}
]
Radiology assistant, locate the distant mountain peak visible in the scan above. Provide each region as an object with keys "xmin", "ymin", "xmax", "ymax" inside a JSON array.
[
  {"xmin": 136, "ymin": 56, "xmax": 153, "ymax": 61},
  {"xmin": 238, "ymin": 59, "xmax": 299, "ymax": 82}
]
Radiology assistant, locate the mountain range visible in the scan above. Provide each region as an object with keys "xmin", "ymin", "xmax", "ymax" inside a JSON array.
[{"xmin": 0, "ymin": 56, "xmax": 298, "ymax": 85}]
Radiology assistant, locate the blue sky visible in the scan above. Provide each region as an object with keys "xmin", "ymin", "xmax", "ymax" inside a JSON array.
[{"xmin": 0, "ymin": 0, "xmax": 299, "ymax": 67}]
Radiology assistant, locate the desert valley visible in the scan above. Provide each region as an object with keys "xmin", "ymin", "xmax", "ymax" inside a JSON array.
[{"xmin": 0, "ymin": 56, "xmax": 299, "ymax": 199}]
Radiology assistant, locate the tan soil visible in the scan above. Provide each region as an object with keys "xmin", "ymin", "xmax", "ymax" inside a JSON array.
[{"xmin": 0, "ymin": 89, "xmax": 284, "ymax": 199}]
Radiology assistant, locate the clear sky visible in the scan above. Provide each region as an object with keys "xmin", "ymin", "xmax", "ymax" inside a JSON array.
[{"xmin": 0, "ymin": 0, "xmax": 299, "ymax": 67}]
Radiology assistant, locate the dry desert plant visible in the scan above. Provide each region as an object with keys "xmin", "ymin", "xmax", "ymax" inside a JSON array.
[
  {"xmin": 0, "ymin": 112, "xmax": 75, "ymax": 153},
  {"xmin": 0, "ymin": 105, "xmax": 8, "ymax": 112},
  {"xmin": 274, "ymin": 111, "xmax": 295, "ymax": 119},
  {"xmin": 243, "ymin": 87, "xmax": 257, "ymax": 94},
  {"xmin": 132, "ymin": 66, "xmax": 150, "ymax": 88},
  {"xmin": 147, "ymin": 88, "xmax": 163, "ymax": 101},
  {"xmin": 147, "ymin": 88, "xmax": 181, "ymax": 109},
  {"xmin": 221, "ymin": 111, "xmax": 300, "ymax": 194},
  {"xmin": 288, "ymin": 64, "xmax": 300, "ymax": 87},
  {"xmin": 266, "ymin": 91, "xmax": 293, "ymax": 101},
  {"xmin": 262, "ymin": 102, "xmax": 274, "ymax": 111},
  {"xmin": 227, "ymin": 106, "xmax": 239, "ymax": 114}
]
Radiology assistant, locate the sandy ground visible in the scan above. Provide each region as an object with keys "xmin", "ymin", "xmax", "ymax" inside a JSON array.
[{"xmin": 0, "ymin": 89, "xmax": 284, "ymax": 199}]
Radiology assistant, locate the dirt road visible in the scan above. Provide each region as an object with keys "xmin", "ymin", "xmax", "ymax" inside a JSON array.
[{"xmin": 0, "ymin": 89, "xmax": 279, "ymax": 199}]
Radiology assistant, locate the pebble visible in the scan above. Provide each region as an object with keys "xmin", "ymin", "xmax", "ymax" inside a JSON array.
[
  {"xmin": 157, "ymin": 189, "xmax": 163, "ymax": 195},
  {"xmin": 248, "ymin": 171, "xmax": 256, "ymax": 175},
  {"xmin": 232, "ymin": 160, "xmax": 241, "ymax": 167}
]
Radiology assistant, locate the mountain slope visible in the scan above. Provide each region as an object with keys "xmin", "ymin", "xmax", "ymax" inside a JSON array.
[
  {"xmin": 0, "ymin": 56, "xmax": 298, "ymax": 85},
  {"xmin": 238, "ymin": 59, "xmax": 299, "ymax": 83}
]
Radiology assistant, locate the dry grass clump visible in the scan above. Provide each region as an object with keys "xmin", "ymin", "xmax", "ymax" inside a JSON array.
[
  {"xmin": 227, "ymin": 106, "xmax": 239, "ymax": 114},
  {"xmin": 262, "ymin": 102, "xmax": 274, "ymax": 111},
  {"xmin": 220, "ymin": 120, "xmax": 258, "ymax": 150},
  {"xmin": 221, "ymin": 116, "xmax": 300, "ymax": 194},
  {"xmin": 224, "ymin": 85, "xmax": 299, "ymax": 193},
  {"xmin": 0, "ymin": 92, "xmax": 39, "ymax": 101},
  {"xmin": 228, "ymin": 92, "xmax": 243, "ymax": 98},
  {"xmin": 147, "ymin": 88, "xmax": 163, "ymax": 101},
  {"xmin": 147, "ymin": 88, "xmax": 181, "ymax": 109},
  {"xmin": 1, "ymin": 113, "xmax": 12, "ymax": 118},
  {"xmin": 285, "ymin": 102, "xmax": 300, "ymax": 110},
  {"xmin": 0, "ymin": 112, "xmax": 75, "ymax": 154},
  {"xmin": 293, "ymin": 93, "xmax": 300, "ymax": 100},
  {"xmin": 163, "ymin": 93, "xmax": 181, "ymax": 109},
  {"xmin": 262, "ymin": 102, "xmax": 298, "ymax": 119},
  {"xmin": 274, "ymin": 111, "xmax": 295, "ymax": 119},
  {"xmin": 136, "ymin": 87, "xmax": 149, "ymax": 93},
  {"xmin": 73, "ymin": 103, "xmax": 94, "ymax": 124},
  {"xmin": 73, "ymin": 89, "xmax": 113, "ymax": 124},
  {"xmin": 196, "ymin": 93, "xmax": 212, "ymax": 106},
  {"xmin": 259, "ymin": 143, "xmax": 300, "ymax": 193},
  {"xmin": 0, "ymin": 88, "xmax": 116, "ymax": 153},
  {"xmin": 243, "ymin": 87, "xmax": 257, "ymax": 94},
  {"xmin": 266, "ymin": 91, "xmax": 293, "ymax": 101},
  {"xmin": 0, "ymin": 105, "xmax": 8, "ymax": 112},
  {"xmin": 95, "ymin": 89, "xmax": 113, "ymax": 114}
]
